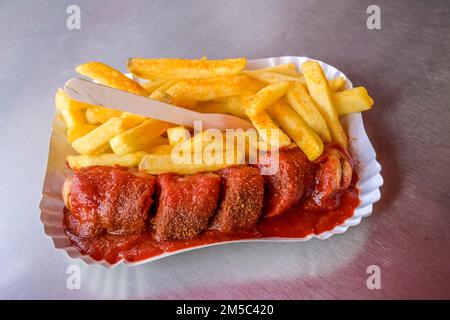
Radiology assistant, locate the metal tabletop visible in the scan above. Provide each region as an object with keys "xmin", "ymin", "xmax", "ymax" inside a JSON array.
[{"xmin": 1, "ymin": 0, "xmax": 449, "ymax": 299}]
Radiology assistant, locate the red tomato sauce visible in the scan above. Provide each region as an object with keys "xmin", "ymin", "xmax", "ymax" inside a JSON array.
[{"xmin": 65, "ymin": 174, "xmax": 359, "ymax": 265}]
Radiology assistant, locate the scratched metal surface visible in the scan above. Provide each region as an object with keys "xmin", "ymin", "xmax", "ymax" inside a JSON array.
[{"xmin": 0, "ymin": 0, "xmax": 449, "ymax": 299}]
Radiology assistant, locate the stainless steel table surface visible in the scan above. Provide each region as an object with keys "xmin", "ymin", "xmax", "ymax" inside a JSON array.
[{"xmin": 0, "ymin": 0, "xmax": 449, "ymax": 299}]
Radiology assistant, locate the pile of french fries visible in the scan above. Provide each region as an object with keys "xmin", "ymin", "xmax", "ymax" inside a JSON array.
[{"xmin": 55, "ymin": 57, "xmax": 374, "ymax": 174}]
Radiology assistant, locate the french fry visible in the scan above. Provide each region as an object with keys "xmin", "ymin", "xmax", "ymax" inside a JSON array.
[
  {"xmin": 243, "ymin": 70, "xmax": 303, "ymax": 84},
  {"xmin": 286, "ymin": 82, "xmax": 332, "ymax": 142},
  {"xmin": 176, "ymin": 131, "xmax": 210, "ymax": 153},
  {"xmin": 61, "ymin": 108, "xmax": 86, "ymax": 128},
  {"xmin": 154, "ymin": 79, "xmax": 180, "ymax": 92},
  {"xmin": 85, "ymin": 106, "xmax": 122, "ymax": 124},
  {"xmin": 84, "ymin": 108, "xmax": 100, "ymax": 124},
  {"xmin": 196, "ymin": 100, "xmax": 230, "ymax": 114},
  {"xmin": 245, "ymin": 81, "xmax": 292, "ymax": 117},
  {"xmin": 149, "ymin": 80, "xmax": 179, "ymax": 101},
  {"xmin": 244, "ymin": 70, "xmax": 345, "ymax": 89},
  {"xmin": 197, "ymin": 96, "xmax": 250, "ymax": 118},
  {"xmin": 253, "ymin": 63, "xmax": 299, "ymax": 76},
  {"xmin": 127, "ymin": 57, "xmax": 247, "ymax": 80},
  {"xmin": 149, "ymin": 90, "xmax": 173, "ymax": 104},
  {"xmin": 60, "ymin": 57, "xmax": 373, "ymax": 175},
  {"xmin": 166, "ymin": 75, "xmax": 264, "ymax": 101},
  {"xmin": 91, "ymin": 144, "xmax": 113, "ymax": 155},
  {"xmin": 55, "ymin": 88, "xmax": 69, "ymax": 111},
  {"xmin": 333, "ymin": 87, "xmax": 374, "ymax": 115},
  {"xmin": 247, "ymin": 111, "xmax": 291, "ymax": 147},
  {"xmin": 175, "ymin": 100, "xmax": 199, "ymax": 109},
  {"xmin": 167, "ymin": 126, "xmax": 191, "ymax": 146},
  {"xmin": 67, "ymin": 151, "xmax": 146, "ymax": 169},
  {"xmin": 76, "ymin": 61, "xmax": 148, "ymax": 96},
  {"xmin": 329, "ymin": 77, "xmax": 346, "ymax": 91},
  {"xmin": 109, "ymin": 119, "xmax": 172, "ymax": 155},
  {"xmin": 120, "ymin": 112, "xmax": 147, "ymax": 129},
  {"xmin": 72, "ymin": 117, "xmax": 125, "ymax": 155},
  {"xmin": 173, "ymin": 131, "xmax": 242, "ymax": 162},
  {"xmin": 138, "ymin": 151, "xmax": 244, "ymax": 175},
  {"xmin": 57, "ymin": 89, "xmax": 87, "ymax": 127},
  {"xmin": 267, "ymin": 100, "xmax": 324, "ymax": 160},
  {"xmin": 302, "ymin": 61, "xmax": 348, "ymax": 148},
  {"xmin": 203, "ymin": 139, "xmax": 246, "ymax": 166},
  {"xmin": 141, "ymin": 78, "xmax": 169, "ymax": 93},
  {"xmin": 145, "ymin": 144, "xmax": 173, "ymax": 155},
  {"xmin": 222, "ymin": 129, "xmax": 261, "ymax": 162},
  {"xmin": 67, "ymin": 124, "xmax": 98, "ymax": 143},
  {"xmin": 149, "ymin": 80, "xmax": 198, "ymax": 109},
  {"xmin": 224, "ymin": 95, "xmax": 250, "ymax": 119},
  {"xmin": 55, "ymin": 88, "xmax": 91, "ymax": 111},
  {"xmin": 141, "ymin": 136, "xmax": 170, "ymax": 153}
]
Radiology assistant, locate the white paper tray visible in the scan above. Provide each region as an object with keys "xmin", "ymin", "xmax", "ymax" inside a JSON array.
[{"xmin": 39, "ymin": 56, "xmax": 383, "ymax": 268}]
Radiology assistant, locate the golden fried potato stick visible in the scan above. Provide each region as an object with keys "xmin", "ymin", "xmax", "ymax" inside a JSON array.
[
  {"xmin": 55, "ymin": 88, "xmax": 92, "ymax": 111},
  {"xmin": 67, "ymin": 151, "xmax": 146, "ymax": 169},
  {"xmin": 120, "ymin": 112, "xmax": 147, "ymax": 129},
  {"xmin": 67, "ymin": 124, "xmax": 97, "ymax": 143},
  {"xmin": 171, "ymin": 98, "xmax": 199, "ymax": 109},
  {"xmin": 127, "ymin": 57, "xmax": 246, "ymax": 80},
  {"xmin": 139, "ymin": 137, "xmax": 170, "ymax": 153},
  {"xmin": 286, "ymin": 82, "xmax": 332, "ymax": 143},
  {"xmin": 333, "ymin": 87, "xmax": 374, "ymax": 115},
  {"xmin": 55, "ymin": 88, "xmax": 71, "ymax": 111},
  {"xmin": 247, "ymin": 111, "xmax": 291, "ymax": 148},
  {"xmin": 141, "ymin": 79, "xmax": 169, "ymax": 93},
  {"xmin": 149, "ymin": 80, "xmax": 179, "ymax": 95},
  {"xmin": 243, "ymin": 70, "xmax": 303, "ymax": 84},
  {"xmin": 145, "ymin": 144, "xmax": 173, "ymax": 155},
  {"xmin": 85, "ymin": 106, "xmax": 122, "ymax": 124},
  {"xmin": 167, "ymin": 126, "xmax": 191, "ymax": 146},
  {"xmin": 109, "ymin": 119, "xmax": 172, "ymax": 156},
  {"xmin": 76, "ymin": 61, "xmax": 148, "ymax": 96},
  {"xmin": 328, "ymin": 77, "xmax": 346, "ymax": 91},
  {"xmin": 93, "ymin": 144, "xmax": 114, "ymax": 155},
  {"xmin": 244, "ymin": 70, "xmax": 347, "ymax": 91},
  {"xmin": 175, "ymin": 131, "xmax": 210, "ymax": 153},
  {"xmin": 166, "ymin": 75, "xmax": 264, "ymax": 101},
  {"xmin": 302, "ymin": 61, "xmax": 348, "ymax": 148},
  {"xmin": 245, "ymin": 81, "xmax": 292, "ymax": 117},
  {"xmin": 195, "ymin": 96, "xmax": 250, "ymax": 119},
  {"xmin": 138, "ymin": 151, "xmax": 244, "ymax": 175},
  {"xmin": 172, "ymin": 131, "xmax": 247, "ymax": 166},
  {"xmin": 72, "ymin": 117, "xmax": 125, "ymax": 155},
  {"xmin": 253, "ymin": 63, "xmax": 300, "ymax": 76},
  {"xmin": 283, "ymin": 77, "xmax": 372, "ymax": 115},
  {"xmin": 55, "ymin": 89, "xmax": 87, "ymax": 128},
  {"xmin": 224, "ymin": 95, "xmax": 251, "ymax": 119},
  {"xmin": 149, "ymin": 90, "xmax": 173, "ymax": 104},
  {"xmin": 196, "ymin": 100, "xmax": 231, "ymax": 115},
  {"xmin": 149, "ymin": 79, "xmax": 197, "ymax": 108},
  {"xmin": 61, "ymin": 108, "xmax": 86, "ymax": 128},
  {"xmin": 267, "ymin": 100, "xmax": 324, "ymax": 161}
]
